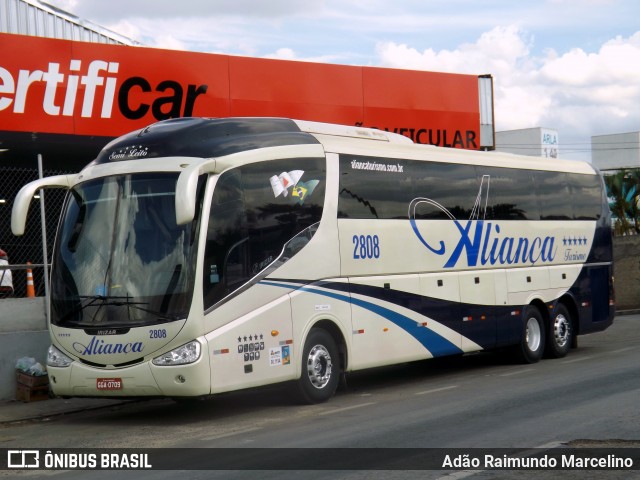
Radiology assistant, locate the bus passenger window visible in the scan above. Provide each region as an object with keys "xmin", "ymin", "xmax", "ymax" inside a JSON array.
[
  {"xmin": 203, "ymin": 170, "xmax": 248, "ymax": 308},
  {"xmin": 203, "ymin": 158, "xmax": 325, "ymax": 309},
  {"xmin": 535, "ymin": 171, "xmax": 572, "ymax": 220}
]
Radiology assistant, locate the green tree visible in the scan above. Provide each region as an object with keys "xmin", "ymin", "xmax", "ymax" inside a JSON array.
[
  {"xmin": 628, "ymin": 169, "xmax": 640, "ymax": 234},
  {"xmin": 604, "ymin": 169, "xmax": 640, "ymax": 235}
]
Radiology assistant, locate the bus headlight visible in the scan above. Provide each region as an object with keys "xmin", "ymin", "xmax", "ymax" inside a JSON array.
[
  {"xmin": 152, "ymin": 340, "xmax": 201, "ymax": 366},
  {"xmin": 47, "ymin": 345, "xmax": 73, "ymax": 368}
]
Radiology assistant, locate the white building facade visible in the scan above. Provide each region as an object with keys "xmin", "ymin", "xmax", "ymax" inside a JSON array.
[
  {"xmin": 592, "ymin": 132, "xmax": 640, "ymax": 173},
  {"xmin": 0, "ymin": 0, "xmax": 136, "ymax": 44},
  {"xmin": 495, "ymin": 127, "xmax": 559, "ymax": 158}
]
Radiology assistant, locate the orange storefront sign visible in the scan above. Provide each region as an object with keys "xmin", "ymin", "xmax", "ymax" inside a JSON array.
[{"xmin": 0, "ymin": 33, "xmax": 482, "ymax": 149}]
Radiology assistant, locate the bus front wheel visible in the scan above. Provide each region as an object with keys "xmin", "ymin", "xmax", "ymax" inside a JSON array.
[
  {"xmin": 514, "ymin": 306, "xmax": 545, "ymax": 364},
  {"xmin": 295, "ymin": 328, "xmax": 340, "ymax": 404}
]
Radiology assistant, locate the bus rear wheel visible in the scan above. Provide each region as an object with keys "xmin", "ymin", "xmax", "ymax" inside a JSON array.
[
  {"xmin": 514, "ymin": 306, "xmax": 545, "ymax": 364},
  {"xmin": 295, "ymin": 328, "xmax": 340, "ymax": 404},
  {"xmin": 545, "ymin": 304, "xmax": 573, "ymax": 358}
]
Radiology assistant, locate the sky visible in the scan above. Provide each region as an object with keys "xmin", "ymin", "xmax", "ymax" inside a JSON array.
[{"xmin": 48, "ymin": 0, "xmax": 640, "ymax": 161}]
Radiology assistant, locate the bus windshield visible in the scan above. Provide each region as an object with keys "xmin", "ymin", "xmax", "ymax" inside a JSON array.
[{"xmin": 51, "ymin": 173, "xmax": 201, "ymax": 329}]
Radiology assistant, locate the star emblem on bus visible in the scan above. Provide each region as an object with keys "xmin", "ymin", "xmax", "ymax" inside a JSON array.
[{"xmin": 563, "ymin": 236, "xmax": 588, "ymax": 246}]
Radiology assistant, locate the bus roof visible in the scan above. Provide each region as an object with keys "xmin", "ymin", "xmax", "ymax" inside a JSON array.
[
  {"xmin": 90, "ymin": 117, "xmax": 596, "ymax": 176},
  {"xmin": 92, "ymin": 117, "xmax": 410, "ymax": 166},
  {"xmin": 314, "ymin": 132, "xmax": 597, "ymax": 175}
]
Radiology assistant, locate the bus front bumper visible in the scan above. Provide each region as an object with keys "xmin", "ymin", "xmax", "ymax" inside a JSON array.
[{"xmin": 47, "ymin": 356, "xmax": 211, "ymax": 398}]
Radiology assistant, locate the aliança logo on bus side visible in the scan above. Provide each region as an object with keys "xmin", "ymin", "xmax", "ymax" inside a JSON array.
[
  {"xmin": 410, "ymin": 215, "xmax": 558, "ymax": 268},
  {"xmin": 408, "ymin": 164, "xmax": 604, "ymax": 268},
  {"xmin": 406, "ymin": 175, "xmax": 590, "ymax": 269}
]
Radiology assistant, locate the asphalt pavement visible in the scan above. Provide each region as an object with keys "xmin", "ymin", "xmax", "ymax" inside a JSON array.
[
  {"xmin": 2, "ymin": 309, "xmax": 638, "ymax": 425},
  {"xmin": 0, "ymin": 396, "xmax": 132, "ymax": 424}
]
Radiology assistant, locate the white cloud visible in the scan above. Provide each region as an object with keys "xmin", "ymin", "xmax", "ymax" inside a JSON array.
[
  {"xmin": 105, "ymin": 20, "xmax": 188, "ymax": 51},
  {"xmin": 262, "ymin": 48, "xmax": 346, "ymax": 64},
  {"xmin": 264, "ymin": 48, "xmax": 297, "ymax": 60},
  {"xmin": 376, "ymin": 26, "xmax": 524, "ymax": 73},
  {"xmin": 537, "ymin": 32, "xmax": 640, "ymax": 141},
  {"xmin": 99, "ymin": 16, "xmax": 267, "ymax": 55},
  {"xmin": 43, "ymin": 1, "xmax": 640, "ymax": 160},
  {"xmin": 375, "ymin": 26, "xmax": 640, "ymax": 158},
  {"xmin": 541, "ymin": 32, "xmax": 640, "ymax": 87},
  {"xmin": 375, "ymin": 26, "xmax": 542, "ymax": 129}
]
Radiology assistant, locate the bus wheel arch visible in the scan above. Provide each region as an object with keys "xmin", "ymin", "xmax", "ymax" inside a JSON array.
[
  {"xmin": 294, "ymin": 322, "xmax": 344, "ymax": 404},
  {"xmin": 563, "ymin": 295, "xmax": 580, "ymax": 349},
  {"xmin": 310, "ymin": 319, "xmax": 348, "ymax": 367},
  {"xmin": 545, "ymin": 298, "xmax": 576, "ymax": 358}
]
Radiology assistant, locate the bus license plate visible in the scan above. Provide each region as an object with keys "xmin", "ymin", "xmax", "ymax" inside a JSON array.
[{"xmin": 96, "ymin": 378, "xmax": 122, "ymax": 391}]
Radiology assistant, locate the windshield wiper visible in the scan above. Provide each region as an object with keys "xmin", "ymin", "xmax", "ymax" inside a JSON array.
[
  {"xmin": 109, "ymin": 301, "xmax": 179, "ymax": 322},
  {"xmin": 58, "ymin": 294, "xmax": 107, "ymax": 322},
  {"xmin": 66, "ymin": 295, "xmax": 180, "ymax": 322}
]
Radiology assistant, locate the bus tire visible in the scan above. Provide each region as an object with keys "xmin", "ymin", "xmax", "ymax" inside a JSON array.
[
  {"xmin": 295, "ymin": 328, "xmax": 340, "ymax": 404},
  {"xmin": 514, "ymin": 306, "xmax": 545, "ymax": 364},
  {"xmin": 545, "ymin": 304, "xmax": 573, "ymax": 358}
]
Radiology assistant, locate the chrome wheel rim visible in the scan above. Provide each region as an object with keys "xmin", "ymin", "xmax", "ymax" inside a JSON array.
[
  {"xmin": 306, "ymin": 344, "xmax": 332, "ymax": 389},
  {"xmin": 553, "ymin": 313, "xmax": 571, "ymax": 348},
  {"xmin": 525, "ymin": 317, "xmax": 542, "ymax": 352}
]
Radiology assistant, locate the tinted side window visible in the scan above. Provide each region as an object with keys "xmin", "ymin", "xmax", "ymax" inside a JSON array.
[
  {"xmin": 243, "ymin": 160, "xmax": 325, "ymax": 275},
  {"xmin": 338, "ymin": 156, "xmax": 481, "ymax": 220},
  {"xmin": 482, "ymin": 167, "xmax": 540, "ymax": 220},
  {"xmin": 412, "ymin": 162, "xmax": 479, "ymax": 220},
  {"xmin": 203, "ymin": 158, "xmax": 325, "ymax": 309},
  {"xmin": 569, "ymin": 173, "xmax": 602, "ymax": 220},
  {"xmin": 203, "ymin": 171, "xmax": 249, "ymax": 309},
  {"xmin": 338, "ymin": 156, "xmax": 412, "ymax": 219},
  {"xmin": 535, "ymin": 171, "xmax": 572, "ymax": 220},
  {"xmin": 338, "ymin": 155, "xmax": 602, "ymax": 223}
]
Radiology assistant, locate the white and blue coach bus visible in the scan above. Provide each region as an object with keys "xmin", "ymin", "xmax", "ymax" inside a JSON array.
[{"xmin": 12, "ymin": 118, "xmax": 614, "ymax": 403}]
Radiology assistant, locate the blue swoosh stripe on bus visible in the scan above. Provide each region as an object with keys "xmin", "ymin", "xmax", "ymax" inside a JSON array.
[{"xmin": 260, "ymin": 280, "xmax": 462, "ymax": 357}]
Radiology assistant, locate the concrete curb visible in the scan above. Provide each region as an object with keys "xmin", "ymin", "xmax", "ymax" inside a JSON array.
[{"xmin": 0, "ymin": 397, "xmax": 133, "ymax": 424}]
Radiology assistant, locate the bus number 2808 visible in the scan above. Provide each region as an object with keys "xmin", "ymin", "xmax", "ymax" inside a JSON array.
[{"xmin": 352, "ymin": 234, "xmax": 380, "ymax": 259}]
